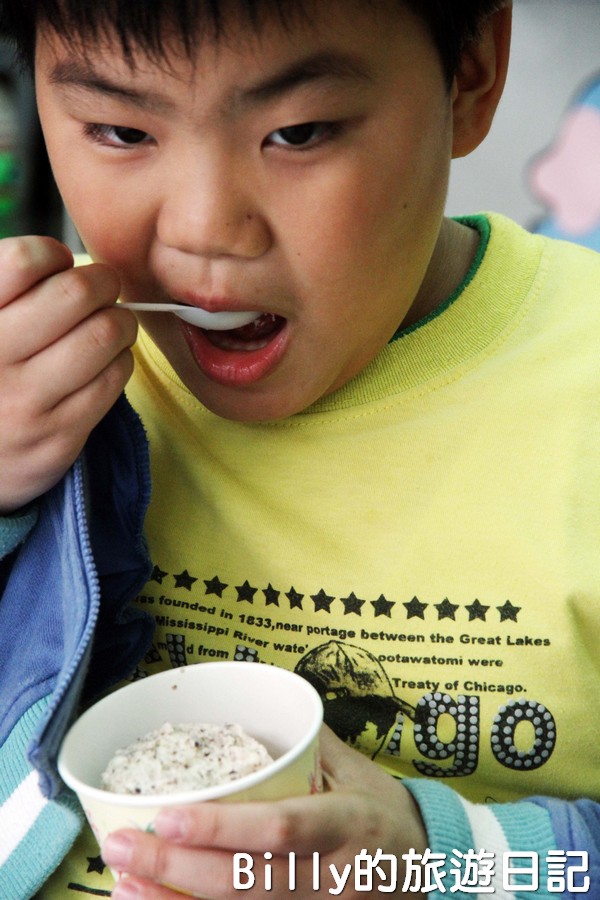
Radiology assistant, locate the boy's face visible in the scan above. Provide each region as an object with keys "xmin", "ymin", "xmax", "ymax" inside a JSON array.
[{"xmin": 35, "ymin": 2, "xmax": 456, "ymax": 421}]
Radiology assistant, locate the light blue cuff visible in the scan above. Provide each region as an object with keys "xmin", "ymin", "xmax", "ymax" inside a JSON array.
[
  {"xmin": 404, "ymin": 777, "xmax": 556, "ymax": 899},
  {"xmin": 0, "ymin": 505, "xmax": 38, "ymax": 558},
  {"xmin": 404, "ymin": 778, "xmax": 476, "ymax": 899},
  {"xmin": 0, "ymin": 697, "xmax": 83, "ymax": 899}
]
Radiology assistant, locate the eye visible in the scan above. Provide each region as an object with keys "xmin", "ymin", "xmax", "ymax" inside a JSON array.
[
  {"xmin": 84, "ymin": 123, "xmax": 153, "ymax": 148},
  {"xmin": 265, "ymin": 121, "xmax": 341, "ymax": 150}
]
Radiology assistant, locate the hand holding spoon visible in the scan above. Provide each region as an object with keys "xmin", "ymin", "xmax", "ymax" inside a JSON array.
[{"xmin": 118, "ymin": 302, "xmax": 259, "ymax": 331}]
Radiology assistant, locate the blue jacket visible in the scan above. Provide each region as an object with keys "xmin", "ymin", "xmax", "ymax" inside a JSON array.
[{"xmin": 0, "ymin": 395, "xmax": 154, "ymax": 899}]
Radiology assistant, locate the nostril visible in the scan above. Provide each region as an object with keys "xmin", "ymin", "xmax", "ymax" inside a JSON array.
[{"xmin": 157, "ymin": 203, "xmax": 270, "ymax": 259}]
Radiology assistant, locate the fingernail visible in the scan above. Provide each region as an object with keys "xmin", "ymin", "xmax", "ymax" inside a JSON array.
[
  {"xmin": 154, "ymin": 809, "xmax": 184, "ymax": 840},
  {"xmin": 102, "ymin": 833, "xmax": 134, "ymax": 868},
  {"xmin": 112, "ymin": 878, "xmax": 141, "ymax": 899}
]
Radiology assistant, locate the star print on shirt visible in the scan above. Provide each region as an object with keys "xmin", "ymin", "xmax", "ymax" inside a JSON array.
[
  {"xmin": 403, "ymin": 596, "xmax": 428, "ymax": 619},
  {"xmin": 497, "ymin": 600, "xmax": 521, "ymax": 622},
  {"xmin": 311, "ymin": 589, "xmax": 334, "ymax": 612},
  {"xmin": 204, "ymin": 575, "xmax": 228, "ymax": 597},
  {"xmin": 150, "ymin": 565, "xmax": 168, "ymax": 584},
  {"xmin": 466, "ymin": 599, "xmax": 490, "ymax": 621},
  {"xmin": 263, "ymin": 584, "xmax": 280, "ymax": 606},
  {"xmin": 435, "ymin": 598, "xmax": 459, "ymax": 620},
  {"xmin": 86, "ymin": 855, "xmax": 107, "ymax": 875},
  {"xmin": 372, "ymin": 594, "xmax": 395, "ymax": 618},
  {"xmin": 173, "ymin": 569, "xmax": 198, "ymax": 590},
  {"xmin": 341, "ymin": 592, "xmax": 365, "ymax": 615},
  {"xmin": 236, "ymin": 580, "xmax": 258, "ymax": 603},
  {"xmin": 286, "ymin": 587, "xmax": 304, "ymax": 610}
]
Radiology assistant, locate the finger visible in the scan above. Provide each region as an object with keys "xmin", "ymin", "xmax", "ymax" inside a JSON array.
[
  {"xmin": 0, "ymin": 263, "xmax": 123, "ymax": 365},
  {"xmin": 24, "ymin": 304, "xmax": 137, "ymax": 410},
  {"xmin": 103, "ymin": 833, "xmax": 237, "ymax": 899},
  {"xmin": 111, "ymin": 876, "xmax": 200, "ymax": 900},
  {"xmin": 104, "ymin": 832, "xmax": 330, "ymax": 900},
  {"xmin": 0, "ymin": 235, "xmax": 73, "ymax": 308},
  {"xmin": 39, "ymin": 346, "xmax": 135, "ymax": 447},
  {"xmin": 151, "ymin": 793, "xmax": 366, "ymax": 858},
  {"xmin": 0, "ymin": 347, "xmax": 135, "ymax": 510},
  {"xmin": 146, "ymin": 728, "xmax": 376, "ymax": 857}
]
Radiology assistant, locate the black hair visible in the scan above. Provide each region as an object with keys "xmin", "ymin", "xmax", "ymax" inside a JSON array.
[{"xmin": 0, "ymin": 0, "xmax": 505, "ymax": 84}]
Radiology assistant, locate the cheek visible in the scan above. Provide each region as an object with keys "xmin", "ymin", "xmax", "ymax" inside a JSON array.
[
  {"xmin": 40, "ymin": 124, "xmax": 153, "ymax": 267},
  {"xmin": 60, "ymin": 172, "xmax": 152, "ymax": 270},
  {"xmin": 294, "ymin": 152, "xmax": 445, "ymax": 301}
]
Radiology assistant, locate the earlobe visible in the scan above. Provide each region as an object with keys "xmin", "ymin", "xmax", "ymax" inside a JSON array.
[{"xmin": 451, "ymin": 3, "xmax": 513, "ymax": 159}]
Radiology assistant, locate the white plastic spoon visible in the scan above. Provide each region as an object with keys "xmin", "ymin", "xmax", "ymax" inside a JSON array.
[{"xmin": 118, "ymin": 302, "xmax": 260, "ymax": 331}]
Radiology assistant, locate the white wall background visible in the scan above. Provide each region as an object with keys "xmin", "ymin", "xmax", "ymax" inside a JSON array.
[{"xmin": 446, "ymin": 0, "xmax": 600, "ymax": 229}]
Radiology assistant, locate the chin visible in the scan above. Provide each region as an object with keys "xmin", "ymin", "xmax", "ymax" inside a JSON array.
[{"xmin": 189, "ymin": 383, "xmax": 309, "ymax": 423}]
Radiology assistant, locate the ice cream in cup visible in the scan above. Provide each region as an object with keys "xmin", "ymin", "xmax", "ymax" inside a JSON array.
[{"xmin": 58, "ymin": 661, "xmax": 323, "ymax": 877}]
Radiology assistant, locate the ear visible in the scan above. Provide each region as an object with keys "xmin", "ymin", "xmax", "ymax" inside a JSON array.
[{"xmin": 451, "ymin": 3, "xmax": 513, "ymax": 159}]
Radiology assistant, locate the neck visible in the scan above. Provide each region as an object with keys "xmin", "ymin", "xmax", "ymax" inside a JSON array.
[{"xmin": 403, "ymin": 217, "xmax": 481, "ymax": 330}]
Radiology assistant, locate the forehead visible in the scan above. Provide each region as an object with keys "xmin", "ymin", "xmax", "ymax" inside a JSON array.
[
  {"xmin": 33, "ymin": 0, "xmax": 395, "ymax": 61},
  {"xmin": 35, "ymin": 1, "xmax": 426, "ymax": 96}
]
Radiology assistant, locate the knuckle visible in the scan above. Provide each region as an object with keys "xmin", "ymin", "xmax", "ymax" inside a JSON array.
[
  {"xmin": 93, "ymin": 261, "xmax": 121, "ymax": 296},
  {"xmin": 59, "ymin": 266, "xmax": 95, "ymax": 307},
  {"xmin": 0, "ymin": 235, "xmax": 39, "ymax": 273},
  {"xmin": 265, "ymin": 809, "xmax": 299, "ymax": 848},
  {"xmin": 0, "ymin": 377, "xmax": 40, "ymax": 427},
  {"xmin": 112, "ymin": 346, "xmax": 135, "ymax": 379},
  {"xmin": 0, "ymin": 234, "xmax": 67, "ymax": 273},
  {"xmin": 143, "ymin": 837, "xmax": 172, "ymax": 882},
  {"xmin": 87, "ymin": 308, "xmax": 127, "ymax": 351},
  {"xmin": 97, "ymin": 349, "xmax": 135, "ymax": 395},
  {"xmin": 192, "ymin": 804, "xmax": 223, "ymax": 846},
  {"xmin": 44, "ymin": 425, "xmax": 81, "ymax": 465},
  {"xmin": 0, "ymin": 236, "xmax": 73, "ymax": 317}
]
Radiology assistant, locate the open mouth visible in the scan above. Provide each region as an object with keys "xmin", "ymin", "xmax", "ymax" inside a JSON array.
[
  {"xmin": 202, "ymin": 312, "xmax": 286, "ymax": 350},
  {"xmin": 180, "ymin": 308, "xmax": 291, "ymax": 388}
]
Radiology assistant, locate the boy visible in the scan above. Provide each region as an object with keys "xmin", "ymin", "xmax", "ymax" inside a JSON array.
[{"xmin": 0, "ymin": 0, "xmax": 599, "ymax": 897}]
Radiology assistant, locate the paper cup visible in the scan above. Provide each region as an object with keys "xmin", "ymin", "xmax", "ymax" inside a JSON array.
[{"xmin": 58, "ymin": 662, "xmax": 323, "ymax": 869}]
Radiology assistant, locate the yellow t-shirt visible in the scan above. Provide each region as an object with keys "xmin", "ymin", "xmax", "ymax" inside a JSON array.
[{"xmin": 41, "ymin": 213, "xmax": 600, "ymax": 895}]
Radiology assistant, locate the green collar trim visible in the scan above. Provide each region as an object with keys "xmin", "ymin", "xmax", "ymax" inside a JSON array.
[{"xmin": 390, "ymin": 214, "xmax": 491, "ymax": 343}]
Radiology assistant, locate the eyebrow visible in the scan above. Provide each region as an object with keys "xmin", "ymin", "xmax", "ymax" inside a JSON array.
[
  {"xmin": 48, "ymin": 60, "xmax": 176, "ymax": 113},
  {"xmin": 239, "ymin": 51, "xmax": 374, "ymax": 105},
  {"xmin": 47, "ymin": 50, "xmax": 373, "ymax": 114}
]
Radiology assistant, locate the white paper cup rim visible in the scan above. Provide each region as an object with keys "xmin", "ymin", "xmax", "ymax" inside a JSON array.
[{"xmin": 58, "ymin": 662, "xmax": 323, "ymax": 807}]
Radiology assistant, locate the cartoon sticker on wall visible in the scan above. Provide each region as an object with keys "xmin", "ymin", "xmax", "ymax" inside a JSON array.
[{"xmin": 529, "ymin": 72, "xmax": 600, "ymax": 251}]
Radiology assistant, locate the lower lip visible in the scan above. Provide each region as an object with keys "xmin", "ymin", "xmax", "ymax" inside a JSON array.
[{"xmin": 181, "ymin": 320, "xmax": 290, "ymax": 387}]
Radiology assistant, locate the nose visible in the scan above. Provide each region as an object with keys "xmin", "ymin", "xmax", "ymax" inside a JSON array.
[{"xmin": 156, "ymin": 150, "xmax": 272, "ymax": 260}]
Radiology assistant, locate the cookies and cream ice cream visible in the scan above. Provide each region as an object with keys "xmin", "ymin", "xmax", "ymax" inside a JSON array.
[{"xmin": 101, "ymin": 722, "xmax": 273, "ymax": 795}]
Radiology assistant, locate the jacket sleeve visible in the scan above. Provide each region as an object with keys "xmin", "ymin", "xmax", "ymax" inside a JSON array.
[
  {"xmin": 0, "ymin": 395, "xmax": 154, "ymax": 898},
  {"xmin": 404, "ymin": 777, "xmax": 597, "ymax": 899}
]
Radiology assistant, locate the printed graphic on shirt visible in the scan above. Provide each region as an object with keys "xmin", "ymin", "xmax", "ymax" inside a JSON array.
[
  {"xmin": 38, "ymin": 827, "xmax": 114, "ymax": 898},
  {"xmin": 132, "ymin": 561, "xmax": 560, "ymax": 799}
]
